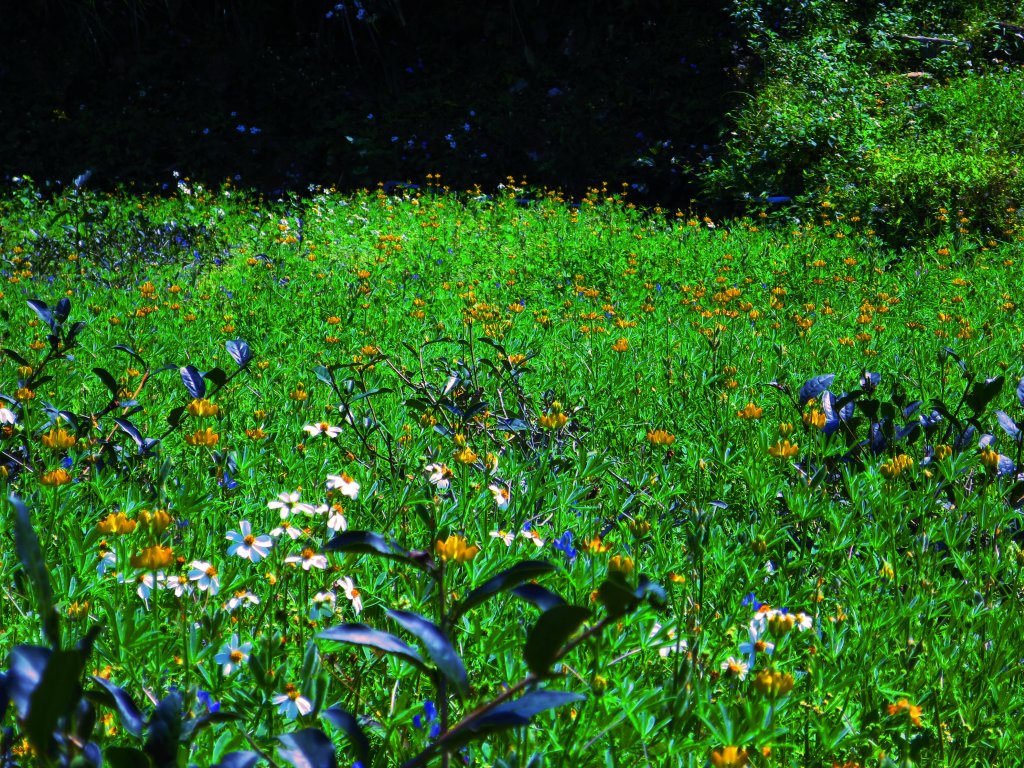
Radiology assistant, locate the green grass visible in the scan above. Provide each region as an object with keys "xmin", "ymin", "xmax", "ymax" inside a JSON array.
[{"xmin": 1, "ymin": 177, "xmax": 1024, "ymax": 767}]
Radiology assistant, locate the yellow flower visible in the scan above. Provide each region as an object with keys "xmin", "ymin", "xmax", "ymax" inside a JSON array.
[
  {"xmin": 768, "ymin": 440, "xmax": 799, "ymax": 460},
  {"xmin": 435, "ymin": 535, "xmax": 479, "ymax": 565},
  {"xmin": 934, "ymin": 444, "xmax": 952, "ymax": 461},
  {"xmin": 130, "ymin": 545, "xmax": 175, "ymax": 570},
  {"xmin": 185, "ymin": 427, "xmax": 220, "ymax": 447},
  {"xmin": 187, "ymin": 398, "xmax": 220, "ymax": 418},
  {"xmin": 611, "ymin": 337, "xmax": 629, "ymax": 353},
  {"xmin": 646, "ymin": 429, "xmax": 675, "ymax": 446},
  {"xmin": 736, "ymin": 402, "xmax": 763, "ymax": 420},
  {"xmin": 752, "ymin": 669, "xmax": 795, "ymax": 698},
  {"xmin": 802, "ymin": 409, "xmax": 826, "ymax": 430},
  {"xmin": 778, "ymin": 422, "xmax": 794, "ymax": 437},
  {"xmin": 96, "ymin": 512, "xmax": 137, "ymax": 535},
  {"xmin": 289, "ymin": 383, "xmax": 308, "ymax": 401},
  {"xmin": 538, "ymin": 411, "xmax": 569, "ymax": 429},
  {"xmin": 709, "ymin": 746, "xmax": 749, "ymax": 768},
  {"xmin": 453, "ymin": 446, "xmax": 479, "ymax": 465},
  {"xmin": 979, "ymin": 448, "xmax": 1000, "ymax": 470},
  {"xmin": 40, "ymin": 468, "xmax": 72, "ymax": 486},
  {"xmin": 41, "ymin": 428, "xmax": 77, "ymax": 450},
  {"xmin": 585, "ymin": 536, "xmax": 610, "ymax": 554},
  {"xmin": 137, "ymin": 508, "xmax": 173, "ymax": 535},
  {"xmin": 14, "ymin": 387, "xmax": 35, "ymax": 402},
  {"xmin": 608, "ymin": 555, "xmax": 634, "ymax": 575}
]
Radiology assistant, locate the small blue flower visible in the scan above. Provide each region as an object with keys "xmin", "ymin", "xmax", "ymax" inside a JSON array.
[
  {"xmin": 196, "ymin": 690, "xmax": 221, "ymax": 713},
  {"xmin": 236, "ymin": 124, "xmax": 246, "ymax": 133},
  {"xmin": 61, "ymin": 456, "xmax": 73, "ymax": 470},
  {"xmin": 552, "ymin": 531, "xmax": 577, "ymax": 562},
  {"xmin": 741, "ymin": 592, "xmax": 763, "ymax": 610},
  {"xmin": 412, "ymin": 700, "xmax": 440, "ymax": 739}
]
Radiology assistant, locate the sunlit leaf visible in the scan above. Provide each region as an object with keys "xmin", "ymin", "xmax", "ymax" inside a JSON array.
[
  {"xmin": 387, "ymin": 609, "xmax": 469, "ymax": 698},
  {"xmin": 317, "ymin": 624, "xmax": 428, "ymax": 672}
]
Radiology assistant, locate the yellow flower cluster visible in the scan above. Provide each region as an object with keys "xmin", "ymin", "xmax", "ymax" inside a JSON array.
[
  {"xmin": 435, "ymin": 535, "xmax": 479, "ymax": 565},
  {"xmin": 880, "ymin": 454, "xmax": 914, "ymax": 479}
]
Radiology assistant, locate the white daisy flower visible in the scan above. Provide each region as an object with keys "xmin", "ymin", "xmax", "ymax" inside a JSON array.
[
  {"xmin": 490, "ymin": 529, "xmax": 514, "ymax": 546},
  {"xmin": 214, "ymin": 634, "xmax": 252, "ymax": 675},
  {"xmin": 326, "ymin": 472, "xmax": 360, "ymax": 499},
  {"xmin": 268, "ymin": 491, "xmax": 315, "ymax": 520},
  {"xmin": 327, "ymin": 506, "xmax": 348, "ymax": 533},
  {"xmin": 488, "ymin": 483, "xmax": 510, "ymax": 510},
  {"xmin": 188, "ymin": 560, "xmax": 220, "ymax": 595},
  {"xmin": 272, "ymin": 685, "xmax": 313, "ymax": 719},
  {"xmin": 270, "ymin": 519, "xmax": 305, "ymax": 540},
  {"xmin": 286, "ymin": 548, "xmax": 328, "ymax": 571},
  {"xmin": 226, "ymin": 520, "xmax": 273, "ymax": 562},
  {"xmin": 303, "ymin": 421, "xmax": 343, "ymax": 439},
  {"xmin": 163, "ymin": 573, "xmax": 193, "ymax": 598},
  {"xmin": 425, "ymin": 462, "xmax": 453, "ymax": 490},
  {"xmin": 336, "ymin": 576, "xmax": 363, "ymax": 614}
]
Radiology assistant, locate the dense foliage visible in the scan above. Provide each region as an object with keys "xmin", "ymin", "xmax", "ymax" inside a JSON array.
[{"xmin": 0, "ymin": 177, "xmax": 1022, "ymax": 766}]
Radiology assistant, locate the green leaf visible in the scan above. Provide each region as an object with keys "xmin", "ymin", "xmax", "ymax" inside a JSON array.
[
  {"xmin": 387, "ymin": 609, "xmax": 469, "ymax": 698},
  {"xmin": 10, "ymin": 494, "xmax": 57, "ymax": 645},
  {"xmin": 322, "ymin": 705, "xmax": 371, "ymax": 766},
  {"xmin": 323, "ymin": 531, "xmax": 424, "ymax": 569},
  {"xmin": 454, "ymin": 560, "xmax": 556, "ymax": 619},
  {"xmin": 524, "ymin": 605, "xmax": 590, "ymax": 675},
  {"xmin": 798, "ymin": 374, "xmax": 835, "ymax": 406},
  {"xmin": 470, "ymin": 690, "xmax": 586, "ymax": 731},
  {"xmin": 180, "ymin": 365, "xmax": 206, "ymax": 400},
  {"xmin": 25, "ymin": 649, "xmax": 85, "ymax": 754},
  {"xmin": 317, "ymin": 624, "xmax": 428, "ymax": 672},
  {"xmin": 278, "ymin": 728, "xmax": 338, "ymax": 768},
  {"xmin": 89, "ymin": 676, "xmax": 144, "ymax": 737},
  {"xmin": 512, "ymin": 583, "xmax": 567, "ymax": 612}
]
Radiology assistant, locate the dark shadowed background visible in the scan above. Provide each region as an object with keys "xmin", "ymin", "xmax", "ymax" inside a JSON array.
[{"xmin": 1, "ymin": 1, "xmax": 744, "ymax": 204}]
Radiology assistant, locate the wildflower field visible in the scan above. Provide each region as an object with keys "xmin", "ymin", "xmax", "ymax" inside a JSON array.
[{"xmin": 1, "ymin": 176, "xmax": 1023, "ymax": 768}]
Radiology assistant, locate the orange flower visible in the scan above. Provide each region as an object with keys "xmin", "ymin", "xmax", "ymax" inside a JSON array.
[
  {"xmin": 130, "ymin": 545, "xmax": 175, "ymax": 570},
  {"xmin": 887, "ymin": 698, "xmax": 923, "ymax": 727},
  {"xmin": 736, "ymin": 402, "xmax": 763, "ymax": 420},
  {"xmin": 752, "ymin": 669, "xmax": 795, "ymax": 698},
  {"xmin": 768, "ymin": 440, "xmax": 799, "ymax": 460},
  {"xmin": 41, "ymin": 428, "xmax": 77, "ymax": 450},
  {"xmin": 185, "ymin": 427, "xmax": 220, "ymax": 447},
  {"xmin": 96, "ymin": 512, "xmax": 137, "ymax": 535},
  {"xmin": 646, "ymin": 429, "xmax": 675, "ymax": 446},
  {"xmin": 710, "ymin": 746, "xmax": 749, "ymax": 767},
  {"xmin": 187, "ymin": 398, "xmax": 220, "ymax": 418},
  {"xmin": 40, "ymin": 468, "xmax": 72, "ymax": 487},
  {"xmin": 611, "ymin": 337, "xmax": 629, "ymax": 353}
]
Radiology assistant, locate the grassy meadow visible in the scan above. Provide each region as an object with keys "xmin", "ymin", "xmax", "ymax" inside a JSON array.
[{"xmin": 1, "ymin": 176, "xmax": 1023, "ymax": 767}]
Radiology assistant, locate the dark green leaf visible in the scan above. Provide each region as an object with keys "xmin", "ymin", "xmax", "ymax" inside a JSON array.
[
  {"xmin": 10, "ymin": 495, "xmax": 56, "ymax": 643},
  {"xmin": 180, "ymin": 365, "xmax": 206, "ymax": 399},
  {"xmin": 322, "ymin": 705, "xmax": 370, "ymax": 766},
  {"xmin": 226, "ymin": 339, "xmax": 252, "ymax": 368},
  {"xmin": 470, "ymin": 690, "xmax": 586, "ymax": 731},
  {"xmin": 105, "ymin": 746, "xmax": 153, "ymax": 768},
  {"xmin": 387, "ymin": 609, "xmax": 469, "ymax": 698},
  {"xmin": 93, "ymin": 367, "xmax": 120, "ymax": 398},
  {"xmin": 167, "ymin": 405, "xmax": 187, "ymax": 428},
  {"xmin": 26, "ymin": 649, "xmax": 85, "ymax": 754},
  {"xmin": 54, "ymin": 297, "xmax": 71, "ymax": 324},
  {"xmin": 454, "ymin": 561, "xmax": 555, "ymax": 619},
  {"xmin": 90, "ymin": 676, "xmax": 143, "ymax": 737},
  {"xmin": 966, "ymin": 376, "xmax": 1003, "ymax": 416},
  {"xmin": 1017, "ymin": 376, "xmax": 1024, "ymax": 408},
  {"xmin": 2, "ymin": 348, "xmax": 30, "ymax": 367},
  {"xmin": 798, "ymin": 374, "xmax": 835, "ymax": 406},
  {"xmin": 524, "ymin": 605, "xmax": 590, "ymax": 675},
  {"xmin": 144, "ymin": 690, "xmax": 183, "ymax": 768},
  {"xmin": 512, "ymin": 583, "xmax": 566, "ymax": 612},
  {"xmin": 6, "ymin": 646, "xmax": 50, "ymax": 718},
  {"xmin": 322, "ymin": 531, "xmax": 419, "ymax": 568},
  {"xmin": 313, "ymin": 365, "xmax": 336, "ymax": 391},
  {"xmin": 279, "ymin": 728, "xmax": 338, "ymax": 768},
  {"xmin": 213, "ymin": 752, "xmax": 262, "ymax": 768},
  {"xmin": 204, "ymin": 367, "xmax": 228, "ymax": 389},
  {"xmin": 351, "ymin": 387, "xmax": 393, "ymax": 403},
  {"xmin": 27, "ymin": 299, "xmax": 55, "ymax": 332},
  {"xmin": 317, "ymin": 624, "xmax": 428, "ymax": 672},
  {"xmin": 114, "ymin": 418, "xmax": 144, "ymax": 450},
  {"xmin": 995, "ymin": 411, "xmax": 1021, "ymax": 443}
]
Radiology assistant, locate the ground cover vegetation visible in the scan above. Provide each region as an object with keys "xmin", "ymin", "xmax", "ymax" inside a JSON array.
[{"xmin": 0, "ymin": 173, "xmax": 1022, "ymax": 767}]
